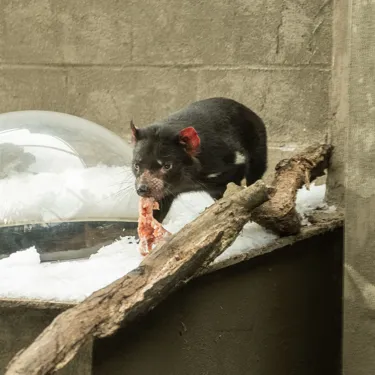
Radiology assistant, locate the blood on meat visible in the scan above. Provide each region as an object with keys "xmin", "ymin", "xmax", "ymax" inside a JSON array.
[{"xmin": 138, "ymin": 197, "xmax": 171, "ymax": 256}]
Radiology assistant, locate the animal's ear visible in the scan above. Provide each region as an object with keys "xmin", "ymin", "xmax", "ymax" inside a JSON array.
[
  {"xmin": 130, "ymin": 120, "xmax": 140, "ymax": 143},
  {"xmin": 179, "ymin": 127, "xmax": 200, "ymax": 156}
]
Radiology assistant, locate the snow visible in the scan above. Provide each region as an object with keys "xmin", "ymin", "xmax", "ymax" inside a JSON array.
[
  {"xmin": 0, "ymin": 166, "xmax": 335, "ymax": 303},
  {"xmin": 0, "ymin": 165, "xmax": 139, "ymax": 225}
]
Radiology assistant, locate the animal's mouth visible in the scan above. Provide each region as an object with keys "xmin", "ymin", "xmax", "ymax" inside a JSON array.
[
  {"xmin": 135, "ymin": 172, "xmax": 165, "ymax": 201},
  {"xmin": 137, "ymin": 191, "xmax": 163, "ymax": 199},
  {"xmin": 135, "ymin": 184, "xmax": 165, "ymax": 201}
]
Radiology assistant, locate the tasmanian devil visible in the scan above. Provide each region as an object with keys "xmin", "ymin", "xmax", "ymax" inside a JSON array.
[{"xmin": 130, "ymin": 97, "xmax": 268, "ymax": 223}]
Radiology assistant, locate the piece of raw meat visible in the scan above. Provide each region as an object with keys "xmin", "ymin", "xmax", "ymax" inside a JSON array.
[{"xmin": 137, "ymin": 197, "xmax": 171, "ymax": 256}]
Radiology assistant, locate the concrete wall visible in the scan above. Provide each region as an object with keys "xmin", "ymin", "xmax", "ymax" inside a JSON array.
[
  {"xmin": 327, "ymin": 0, "xmax": 375, "ymax": 373},
  {"xmin": 326, "ymin": 0, "xmax": 349, "ymax": 205},
  {"xmin": 339, "ymin": 0, "xmax": 375, "ymax": 374},
  {"xmin": 0, "ymin": 0, "xmax": 332, "ymax": 178}
]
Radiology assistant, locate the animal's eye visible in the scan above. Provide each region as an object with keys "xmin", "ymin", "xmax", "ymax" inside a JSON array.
[
  {"xmin": 163, "ymin": 163, "xmax": 172, "ymax": 170},
  {"xmin": 134, "ymin": 163, "xmax": 140, "ymax": 171}
]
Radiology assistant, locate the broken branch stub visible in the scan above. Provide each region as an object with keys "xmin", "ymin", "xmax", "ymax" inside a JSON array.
[
  {"xmin": 251, "ymin": 143, "xmax": 333, "ymax": 236},
  {"xmin": 6, "ymin": 180, "xmax": 269, "ymax": 375}
]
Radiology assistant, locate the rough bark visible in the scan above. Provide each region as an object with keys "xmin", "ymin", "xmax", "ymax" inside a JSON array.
[
  {"xmin": 6, "ymin": 181, "xmax": 270, "ymax": 375},
  {"xmin": 251, "ymin": 143, "xmax": 333, "ymax": 235}
]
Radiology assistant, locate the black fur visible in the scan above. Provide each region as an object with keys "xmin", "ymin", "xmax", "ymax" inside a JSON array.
[{"xmin": 131, "ymin": 97, "xmax": 268, "ymax": 222}]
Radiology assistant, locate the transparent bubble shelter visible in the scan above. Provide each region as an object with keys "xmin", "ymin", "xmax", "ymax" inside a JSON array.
[{"xmin": 0, "ymin": 110, "xmax": 140, "ymax": 262}]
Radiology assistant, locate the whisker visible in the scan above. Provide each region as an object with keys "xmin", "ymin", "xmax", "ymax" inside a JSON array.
[{"xmin": 97, "ymin": 186, "xmax": 136, "ymax": 204}]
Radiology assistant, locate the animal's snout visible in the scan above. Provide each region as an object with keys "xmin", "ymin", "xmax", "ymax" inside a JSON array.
[
  {"xmin": 136, "ymin": 170, "xmax": 165, "ymax": 199},
  {"xmin": 136, "ymin": 184, "xmax": 149, "ymax": 196}
]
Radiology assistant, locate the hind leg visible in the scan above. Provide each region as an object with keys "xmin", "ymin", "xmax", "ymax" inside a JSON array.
[
  {"xmin": 245, "ymin": 153, "xmax": 267, "ymax": 186},
  {"xmin": 208, "ymin": 185, "xmax": 227, "ymax": 201}
]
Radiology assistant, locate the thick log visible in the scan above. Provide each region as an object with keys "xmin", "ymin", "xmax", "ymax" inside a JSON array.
[
  {"xmin": 251, "ymin": 143, "xmax": 333, "ymax": 235},
  {"xmin": 6, "ymin": 180, "xmax": 270, "ymax": 375}
]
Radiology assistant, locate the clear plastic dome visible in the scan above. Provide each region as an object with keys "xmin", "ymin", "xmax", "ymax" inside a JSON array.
[{"xmin": 0, "ymin": 110, "xmax": 139, "ymax": 261}]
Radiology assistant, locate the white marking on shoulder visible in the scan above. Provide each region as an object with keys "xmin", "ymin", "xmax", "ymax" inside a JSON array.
[
  {"xmin": 207, "ymin": 172, "xmax": 221, "ymax": 178},
  {"xmin": 234, "ymin": 152, "xmax": 246, "ymax": 165}
]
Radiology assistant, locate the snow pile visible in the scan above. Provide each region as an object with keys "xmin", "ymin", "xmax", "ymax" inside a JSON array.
[
  {"xmin": 0, "ymin": 237, "xmax": 142, "ymax": 302},
  {"xmin": 0, "ymin": 170, "xmax": 334, "ymax": 302},
  {"xmin": 0, "ymin": 166, "xmax": 139, "ymax": 225}
]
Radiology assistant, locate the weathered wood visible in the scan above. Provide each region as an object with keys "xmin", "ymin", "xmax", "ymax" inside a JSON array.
[
  {"xmin": 5, "ymin": 180, "xmax": 270, "ymax": 375},
  {"xmin": 251, "ymin": 143, "xmax": 333, "ymax": 235}
]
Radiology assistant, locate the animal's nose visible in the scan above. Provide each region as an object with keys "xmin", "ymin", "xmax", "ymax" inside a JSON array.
[{"xmin": 136, "ymin": 184, "xmax": 149, "ymax": 196}]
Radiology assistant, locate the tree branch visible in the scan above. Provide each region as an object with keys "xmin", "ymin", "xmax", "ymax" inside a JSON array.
[
  {"xmin": 6, "ymin": 181, "xmax": 269, "ymax": 375},
  {"xmin": 251, "ymin": 143, "xmax": 333, "ymax": 235}
]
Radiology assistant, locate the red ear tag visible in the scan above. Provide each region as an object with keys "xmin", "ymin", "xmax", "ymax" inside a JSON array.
[{"xmin": 179, "ymin": 127, "xmax": 200, "ymax": 156}]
